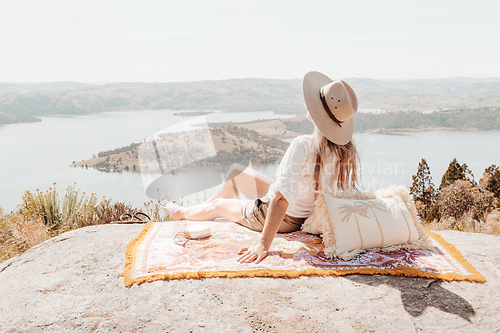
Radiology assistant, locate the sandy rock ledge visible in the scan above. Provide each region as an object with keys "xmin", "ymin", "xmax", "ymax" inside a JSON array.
[{"xmin": 0, "ymin": 225, "xmax": 499, "ymax": 333}]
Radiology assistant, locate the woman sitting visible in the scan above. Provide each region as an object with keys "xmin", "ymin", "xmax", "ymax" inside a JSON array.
[{"xmin": 162, "ymin": 71, "xmax": 359, "ymax": 264}]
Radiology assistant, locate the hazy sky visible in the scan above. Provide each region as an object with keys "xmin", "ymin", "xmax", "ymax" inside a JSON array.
[{"xmin": 1, "ymin": 0, "xmax": 499, "ymax": 82}]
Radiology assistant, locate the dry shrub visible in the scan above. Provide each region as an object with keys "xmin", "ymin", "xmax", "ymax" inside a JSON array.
[
  {"xmin": 143, "ymin": 200, "xmax": 167, "ymax": 221},
  {"xmin": 1, "ymin": 186, "xmax": 170, "ymax": 264},
  {"xmin": 424, "ymin": 178, "xmax": 499, "ymax": 236},
  {"xmin": 0, "ymin": 243, "xmax": 18, "ymax": 263},
  {"xmin": 424, "ymin": 217, "xmax": 450, "ymax": 232},
  {"xmin": 424, "ymin": 216, "xmax": 469, "ymax": 232},
  {"xmin": 19, "ymin": 184, "xmax": 97, "ymax": 231},
  {"xmin": 0, "ymin": 209, "xmax": 19, "ymax": 262},
  {"xmin": 485, "ymin": 209, "xmax": 500, "ymax": 236},
  {"xmin": 0, "ymin": 208, "xmax": 12, "ymax": 242},
  {"xmin": 11, "ymin": 217, "xmax": 50, "ymax": 252},
  {"xmin": 93, "ymin": 199, "xmax": 166, "ymax": 224},
  {"xmin": 425, "ymin": 210, "xmax": 500, "ymax": 236},
  {"xmin": 438, "ymin": 179, "xmax": 494, "ymax": 222},
  {"xmin": 413, "ymin": 200, "xmax": 426, "ymax": 220},
  {"xmin": 17, "ymin": 185, "xmax": 166, "ymax": 228},
  {"xmin": 93, "ymin": 199, "xmax": 137, "ymax": 224},
  {"xmin": 448, "ymin": 216, "xmax": 486, "ymax": 233}
]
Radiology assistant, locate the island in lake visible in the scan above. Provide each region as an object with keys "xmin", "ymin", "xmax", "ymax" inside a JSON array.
[{"xmin": 71, "ymin": 125, "xmax": 291, "ymax": 173}]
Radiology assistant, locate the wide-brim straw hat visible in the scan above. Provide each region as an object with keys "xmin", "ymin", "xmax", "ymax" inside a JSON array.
[{"xmin": 303, "ymin": 71, "xmax": 358, "ymax": 145}]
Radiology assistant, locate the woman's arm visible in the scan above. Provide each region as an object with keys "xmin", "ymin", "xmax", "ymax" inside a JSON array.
[{"xmin": 237, "ymin": 191, "xmax": 289, "ymax": 264}]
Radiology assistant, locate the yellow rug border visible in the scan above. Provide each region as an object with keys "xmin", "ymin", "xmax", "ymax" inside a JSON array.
[
  {"xmin": 123, "ymin": 221, "xmax": 155, "ymax": 287},
  {"xmin": 123, "ymin": 223, "xmax": 485, "ymax": 286},
  {"xmin": 424, "ymin": 229, "xmax": 485, "ymax": 282}
]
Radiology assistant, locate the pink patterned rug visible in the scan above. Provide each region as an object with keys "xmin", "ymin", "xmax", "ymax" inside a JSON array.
[{"xmin": 123, "ymin": 220, "xmax": 485, "ymax": 286}]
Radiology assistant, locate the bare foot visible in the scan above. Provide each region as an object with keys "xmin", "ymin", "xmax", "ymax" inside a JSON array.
[{"xmin": 161, "ymin": 200, "xmax": 185, "ymax": 220}]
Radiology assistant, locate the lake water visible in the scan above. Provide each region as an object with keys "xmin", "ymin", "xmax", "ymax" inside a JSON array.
[
  {"xmin": 1, "ymin": 110, "xmax": 500, "ymax": 211},
  {"xmin": 0, "ymin": 110, "xmax": 292, "ymax": 211}
]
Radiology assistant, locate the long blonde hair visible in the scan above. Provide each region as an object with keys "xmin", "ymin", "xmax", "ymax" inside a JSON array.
[{"xmin": 306, "ymin": 127, "xmax": 359, "ymax": 193}]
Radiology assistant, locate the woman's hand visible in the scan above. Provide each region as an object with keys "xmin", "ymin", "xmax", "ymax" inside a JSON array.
[
  {"xmin": 237, "ymin": 191, "xmax": 288, "ymax": 264},
  {"xmin": 237, "ymin": 241, "xmax": 268, "ymax": 264}
]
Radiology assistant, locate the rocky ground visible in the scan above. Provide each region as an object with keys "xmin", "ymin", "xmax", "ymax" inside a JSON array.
[{"xmin": 0, "ymin": 225, "xmax": 499, "ymax": 332}]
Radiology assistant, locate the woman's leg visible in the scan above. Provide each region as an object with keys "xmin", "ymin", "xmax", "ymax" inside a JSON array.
[
  {"xmin": 204, "ymin": 163, "xmax": 274, "ymax": 203},
  {"xmin": 162, "ymin": 163, "xmax": 272, "ymax": 222},
  {"xmin": 162, "ymin": 198, "xmax": 249, "ymax": 223}
]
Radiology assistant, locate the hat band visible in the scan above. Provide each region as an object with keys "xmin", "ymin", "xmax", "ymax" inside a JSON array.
[{"xmin": 319, "ymin": 87, "xmax": 344, "ymax": 128}]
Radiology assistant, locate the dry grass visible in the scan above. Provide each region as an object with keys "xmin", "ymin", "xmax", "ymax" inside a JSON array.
[
  {"xmin": 0, "ymin": 211, "xmax": 48, "ymax": 261},
  {"xmin": 91, "ymin": 199, "xmax": 137, "ymax": 226},
  {"xmin": 424, "ymin": 209, "xmax": 500, "ymax": 236},
  {"xmin": 143, "ymin": 199, "xmax": 166, "ymax": 222},
  {"xmin": 0, "ymin": 208, "xmax": 18, "ymax": 262},
  {"xmin": 11, "ymin": 217, "xmax": 50, "ymax": 252},
  {"xmin": 485, "ymin": 210, "xmax": 500, "ymax": 235},
  {"xmin": 0, "ymin": 184, "xmax": 167, "ymax": 264},
  {"xmin": 18, "ymin": 184, "xmax": 99, "ymax": 231}
]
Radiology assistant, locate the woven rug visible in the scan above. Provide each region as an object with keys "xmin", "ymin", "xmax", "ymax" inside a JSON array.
[{"xmin": 123, "ymin": 220, "xmax": 485, "ymax": 286}]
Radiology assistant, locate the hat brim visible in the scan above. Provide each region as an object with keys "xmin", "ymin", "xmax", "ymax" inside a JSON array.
[{"xmin": 303, "ymin": 71, "xmax": 354, "ymax": 145}]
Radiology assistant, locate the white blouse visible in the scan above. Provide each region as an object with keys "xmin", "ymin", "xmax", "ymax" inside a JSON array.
[{"xmin": 266, "ymin": 135, "xmax": 315, "ymax": 218}]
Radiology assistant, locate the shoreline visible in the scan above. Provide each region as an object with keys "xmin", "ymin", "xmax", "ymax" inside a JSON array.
[
  {"xmin": 3, "ymin": 106, "xmax": 499, "ymax": 133},
  {"xmin": 69, "ymin": 114, "xmax": 500, "ymax": 174}
]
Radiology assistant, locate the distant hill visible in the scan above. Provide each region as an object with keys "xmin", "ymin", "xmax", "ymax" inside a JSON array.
[
  {"xmin": 353, "ymin": 106, "xmax": 500, "ymax": 132},
  {"xmin": 231, "ymin": 106, "xmax": 500, "ymax": 137},
  {"xmin": 0, "ymin": 79, "xmax": 304, "ymax": 118},
  {"xmin": 0, "ymin": 113, "xmax": 41, "ymax": 125},
  {"xmin": 346, "ymin": 78, "xmax": 500, "ymax": 111},
  {"xmin": 348, "ymin": 77, "xmax": 500, "ymax": 97},
  {"xmin": 0, "ymin": 81, "xmax": 95, "ymax": 95},
  {"xmin": 2, "ymin": 77, "xmax": 500, "ymax": 124}
]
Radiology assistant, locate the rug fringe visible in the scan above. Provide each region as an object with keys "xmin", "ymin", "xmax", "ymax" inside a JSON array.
[
  {"xmin": 127, "ymin": 262, "xmax": 484, "ymax": 286},
  {"xmin": 123, "ymin": 221, "xmax": 154, "ymax": 287}
]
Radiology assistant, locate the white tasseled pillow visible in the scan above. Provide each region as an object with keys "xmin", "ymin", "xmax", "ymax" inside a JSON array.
[
  {"xmin": 301, "ymin": 185, "xmax": 432, "ymax": 260},
  {"xmin": 324, "ymin": 194, "xmax": 419, "ymax": 254}
]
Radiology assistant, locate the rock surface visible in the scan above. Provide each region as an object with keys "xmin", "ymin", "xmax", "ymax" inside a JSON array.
[{"xmin": 0, "ymin": 225, "xmax": 499, "ymax": 333}]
